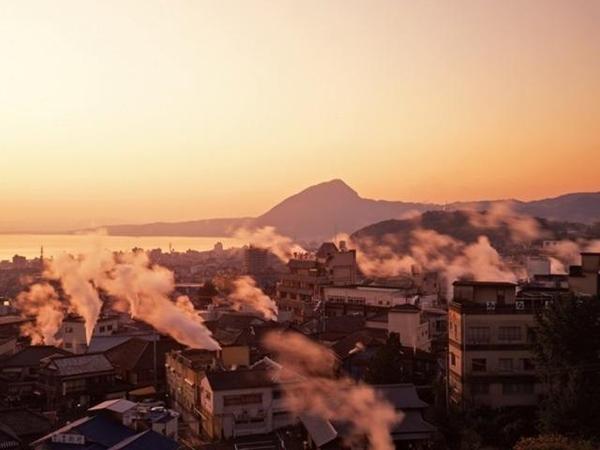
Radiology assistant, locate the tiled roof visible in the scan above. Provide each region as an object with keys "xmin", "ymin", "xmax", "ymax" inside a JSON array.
[
  {"xmin": 0, "ymin": 408, "xmax": 52, "ymax": 437},
  {"xmin": 47, "ymin": 353, "xmax": 114, "ymax": 377},
  {"xmin": 33, "ymin": 414, "xmax": 178, "ymax": 450},
  {"xmin": 0, "ymin": 345, "xmax": 71, "ymax": 368}
]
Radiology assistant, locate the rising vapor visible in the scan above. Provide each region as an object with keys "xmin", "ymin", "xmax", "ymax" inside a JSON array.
[
  {"xmin": 229, "ymin": 275, "xmax": 278, "ymax": 321},
  {"xmin": 263, "ymin": 331, "xmax": 401, "ymax": 450}
]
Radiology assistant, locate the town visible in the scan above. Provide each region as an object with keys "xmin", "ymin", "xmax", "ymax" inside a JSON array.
[{"xmin": 1, "ymin": 216, "xmax": 599, "ymax": 449}]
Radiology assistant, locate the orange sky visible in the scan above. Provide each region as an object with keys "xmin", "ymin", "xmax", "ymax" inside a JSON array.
[{"xmin": 1, "ymin": 0, "xmax": 599, "ymax": 232}]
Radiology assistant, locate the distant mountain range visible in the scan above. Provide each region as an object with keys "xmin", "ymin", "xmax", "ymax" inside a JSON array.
[{"xmin": 91, "ymin": 179, "xmax": 600, "ymax": 240}]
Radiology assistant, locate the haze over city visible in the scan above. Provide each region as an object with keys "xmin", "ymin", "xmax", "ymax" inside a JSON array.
[
  {"xmin": 2, "ymin": 0, "xmax": 600, "ymax": 232},
  {"xmin": 2, "ymin": 2, "xmax": 600, "ymax": 450}
]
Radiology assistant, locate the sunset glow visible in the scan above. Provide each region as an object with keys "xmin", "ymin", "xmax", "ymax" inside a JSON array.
[{"xmin": 1, "ymin": 0, "xmax": 599, "ymax": 232}]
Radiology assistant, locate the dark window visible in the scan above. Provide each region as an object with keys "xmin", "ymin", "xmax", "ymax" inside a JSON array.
[
  {"xmin": 503, "ymin": 382, "xmax": 534, "ymax": 395},
  {"xmin": 450, "ymin": 353, "xmax": 456, "ymax": 367},
  {"xmin": 467, "ymin": 327, "xmax": 491, "ymax": 344},
  {"xmin": 471, "ymin": 358, "xmax": 487, "ymax": 372},
  {"xmin": 498, "ymin": 326, "xmax": 522, "ymax": 342},
  {"xmin": 521, "ymin": 358, "xmax": 535, "ymax": 371},
  {"xmin": 471, "ymin": 382, "xmax": 489, "ymax": 395}
]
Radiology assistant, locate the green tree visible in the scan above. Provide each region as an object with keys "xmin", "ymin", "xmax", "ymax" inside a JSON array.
[{"xmin": 531, "ymin": 296, "xmax": 600, "ymax": 440}]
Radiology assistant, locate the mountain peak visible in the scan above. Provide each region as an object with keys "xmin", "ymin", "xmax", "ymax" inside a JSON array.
[{"xmin": 299, "ymin": 179, "xmax": 359, "ymax": 199}]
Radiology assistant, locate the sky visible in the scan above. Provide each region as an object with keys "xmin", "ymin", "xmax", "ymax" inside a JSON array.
[{"xmin": 1, "ymin": 0, "xmax": 599, "ymax": 232}]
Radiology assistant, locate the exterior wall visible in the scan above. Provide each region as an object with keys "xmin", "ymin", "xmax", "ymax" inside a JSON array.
[
  {"xmin": 221, "ymin": 346, "xmax": 250, "ymax": 368},
  {"xmin": 388, "ymin": 311, "xmax": 423, "ymax": 350},
  {"xmin": 200, "ymin": 379, "xmax": 293, "ymax": 440},
  {"xmin": 569, "ymin": 273, "xmax": 599, "ymax": 296},
  {"xmin": 448, "ymin": 304, "xmax": 541, "ymax": 409}
]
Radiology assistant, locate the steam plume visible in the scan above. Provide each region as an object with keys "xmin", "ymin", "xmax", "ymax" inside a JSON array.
[
  {"xmin": 263, "ymin": 331, "xmax": 401, "ymax": 450},
  {"xmin": 234, "ymin": 226, "xmax": 305, "ymax": 262},
  {"xmin": 17, "ymin": 248, "xmax": 220, "ymax": 351},
  {"xmin": 229, "ymin": 275, "xmax": 278, "ymax": 321},
  {"xmin": 17, "ymin": 283, "xmax": 64, "ymax": 345}
]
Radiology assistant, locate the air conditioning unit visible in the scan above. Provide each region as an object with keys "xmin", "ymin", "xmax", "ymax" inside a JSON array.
[
  {"xmin": 486, "ymin": 301, "xmax": 496, "ymax": 311},
  {"xmin": 515, "ymin": 301, "xmax": 525, "ymax": 310}
]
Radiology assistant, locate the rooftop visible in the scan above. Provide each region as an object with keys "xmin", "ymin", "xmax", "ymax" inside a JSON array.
[
  {"xmin": 205, "ymin": 369, "xmax": 276, "ymax": 391},
  {"xmin": 0, "ymin": 345, "xmax": 71, "ymax": 368},
  {"xmin": 453, "ymin": 280, "xmax": 517, "ymax": 288},
  {"xmin": 45, "ymin": 353, "xmax": 114, "ymax": 377}
]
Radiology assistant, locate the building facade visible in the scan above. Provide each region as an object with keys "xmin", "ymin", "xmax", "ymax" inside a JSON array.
[{"xmin": 448, "ymin": 281, "xmax": 544, "ymax": 408}]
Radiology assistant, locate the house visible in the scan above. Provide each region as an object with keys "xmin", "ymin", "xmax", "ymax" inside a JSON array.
[
  {"xmin": 0, "ymin": 345, "xmax": 71, "ymax": 407},
  {"xmin": 0, "ymin": 408, "xmax": 53, "ymax": 447},
  {"xmin": 376, "ymin": 384, "xmax": 437, "ymax": 448},
  {"xmin": 300, "ymin": 384, "xmax": 436, "ymax": 450},
  {"xmin": 89, "ymin": 399, "xmax": 180, "ymax": 440},
  {"xmin": 104, "ymin": 337, "xmax": 181, "ymax": 392},
  {"xmin": 199, "ymin": 364, "xmax": 295, "ymax": 440},
  {"xmin": 57, "ymin": 314, "xmax": 120, "ymax": 354},
  {"xmin": 38, "ymin": 353, "xmax": 125, "ymax": 415},
  {"xmin": 31, "ymin": 411, "xmax": 180, "ymax": 450}
]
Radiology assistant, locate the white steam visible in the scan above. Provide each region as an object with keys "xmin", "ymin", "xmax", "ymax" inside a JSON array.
[
  {"xmin": 263, "ymin": 331, "xmax": 401, "ymax": 450},
  {"xmin": 228, "ymin": 275, "xmax": 278, "ymax": 321}
]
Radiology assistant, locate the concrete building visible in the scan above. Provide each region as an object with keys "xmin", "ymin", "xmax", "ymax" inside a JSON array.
[
  {"xmin": 199, "ymin": 363, "xmax": 295, "ymax": 440},
  {"xmin": 57, "ymin": 314, "xmax": 120, "ymax": 354},
  {"xmin": 165, "ymin": 349, "xmax": 217, "ymax": 436},
  {"xmin": 448, "ymin": 281, "xmax": 544, "ymax": 408},
  {"xmin": 243, "ymin": 246, "xmax": 268, "ymax": 276},
  {"xmin": 323, "ymin": 285, "xmax": 415, "ymax": 317},
  {"xmin": 276, "ymin": 243, "xmax": 358, "ymax": 322},
  {"xmin": 568, "ymin": 252, "xmax": 600, "ymax": 296}
]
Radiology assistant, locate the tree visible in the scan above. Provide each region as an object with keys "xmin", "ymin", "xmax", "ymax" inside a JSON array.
[
  {"xmin": 514, "ymin": 435, "xmax": 596, "ymax": 450},
  {"xmin": 531, "ymin": 296, "xmax": 600, "ymax": 440},
  {"xmin": 365, "ymin": 332, "xmax": 407, "ymax": 384}
]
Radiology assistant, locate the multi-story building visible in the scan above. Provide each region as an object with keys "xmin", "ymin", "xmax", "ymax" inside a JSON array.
[
  {"xmin": 57, "ymin": 314, "xmax": 120, "ymax": 354},
  {"xmin": 199, "ymin": 363, "xmax": 295, "ymax": 440},
  {"xmin": 568, "ymin": 252, "xmax": 600, "ymax": 296},
  {"xmin": 448, "ymin": 281, "xmax": 545, "ymax": 408},
  {"xmin": 165, "ymin": 349, "xmax": 217, "ymax": 435},
  {"xmin": 276, "ymin": 243, "xmax": 358, "ymax": 322},
  {"xmin": 323, "ymin": 285, "xmax": 415, "ymax": 317},
  {"xmin": 243, "ymin": 246, "xmax": 268, "ymax": 276}
]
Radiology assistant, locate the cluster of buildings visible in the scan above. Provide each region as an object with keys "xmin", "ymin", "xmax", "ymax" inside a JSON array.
[{"xmin": 0, "ymin": 238, "xmax": 599, "ymax": 449}]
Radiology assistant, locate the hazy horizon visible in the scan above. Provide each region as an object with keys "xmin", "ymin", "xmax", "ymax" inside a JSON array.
[{"xmin": 2, "ymin": 1, "xmax": 600, "ymax": 232}]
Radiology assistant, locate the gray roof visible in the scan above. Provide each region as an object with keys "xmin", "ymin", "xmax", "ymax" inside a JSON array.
[
  {"xmin": 375, "ymin": 384, "xmax": 429, "ymax": 409},
  {"xmin": 300, "ymin": 414, "xmax": 338, "ymax": 447},
  {"xmin": 48, "ymin": 353, "xmax": 114, "ymax": 377}
]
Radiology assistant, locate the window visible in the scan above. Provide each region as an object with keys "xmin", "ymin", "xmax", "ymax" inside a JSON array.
[
  {"xmin": 224, "ymin": 394, "xmax": 262, "ymax": 406},
  {"xmin": 503, "ymin": 382, "xmax": 534, "ymax": 395},
  {"xmin": 498, "ymin": 358, "xmax": 513, "ymax": 372},
  {"xmin": 471, "ymin": 358, "xmax": 487, "ymax": 372},
  {"xmin": 64, "ymin": 326, "xmax": 73, "ymax": 334},
  {"xmin": 498, "ymin": 326, "xmax": 522, "ymax": 342},
  {"xmin": 450, "ymin": 353, "xmax": 456, "ymax": 367},
  {"xmin": 99, "ymin": 326, "xmax": 105, "ymax": 332},
  {"xmin": 497, "ymin": 289, "xmax": 506, "ymax": 305},
  {"xmin": 521, "ymin": 358, "xmax": 535, "ymax": 371},
  {"xmin": 471, "ymin": 382, "xmax": 489, "ymax": 395},
  {"xmin": 466, "ymin": 327, "xmax": 491, "ymax": 344},
  {"xmin": 273, "ymin": 389, "xmax": 283, "ymax": 400},
  {"xmin": 64, "ymin": 342, "xmax": 73, "ymax": 349}
]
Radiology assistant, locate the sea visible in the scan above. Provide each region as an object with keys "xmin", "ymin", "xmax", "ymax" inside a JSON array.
[{"xmin": 0, "ymin": 234, "xmax": 246, "ymax": 261}]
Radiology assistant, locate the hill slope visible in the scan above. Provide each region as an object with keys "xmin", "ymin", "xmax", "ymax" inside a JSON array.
[{"xmin": 95, "ymin": 180, "xmax": 600, "ymax": 239}]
